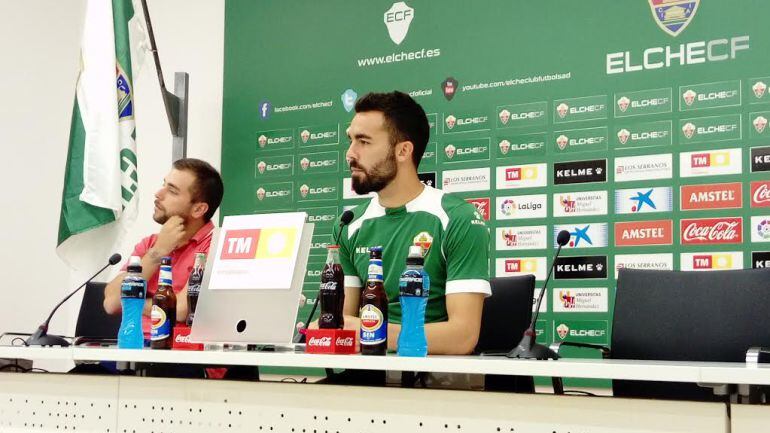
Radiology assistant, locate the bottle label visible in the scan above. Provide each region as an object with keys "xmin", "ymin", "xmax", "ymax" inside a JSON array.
[
  {"xmin": 159, "ymin": 265, "xmax": 173, "ymax": 286},
  {"xmin": 150, "ymin": 305, "xmax": 171, "ymax": 341},
  {"xmin": 359, "ymin": 304, "xmax": 387, "ymax": 345},
  {"xmin": 367, "ymin": 259, "xmax": 384, "ymax": 282},
  {"xmin": 121, "ymin": 279, "xmax": 145, "ymax": 299},
  {"xmin": 319, "ymin": 281, "xmax": 338, "ymax": 293},
  {"xmin": 399, "ymin": 268, "xmax": 430, "ymax": 297}
]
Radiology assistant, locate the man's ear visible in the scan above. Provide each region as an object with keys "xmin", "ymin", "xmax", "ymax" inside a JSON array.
[
  {"xmin": 396, "ymin": 140, "xmax": 414, "ymax": 163},
  {"xmin": 191, "ymin": 202, "xmax": 209, "ymax": 220}
]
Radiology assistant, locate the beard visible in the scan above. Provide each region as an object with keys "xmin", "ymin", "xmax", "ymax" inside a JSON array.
[
  {"xmin": 153, "ymin": 202, "xmax": 190, "ymax": 225},
  {"xmin": 350, "ymin": 148, "xmax": 398, "ymax": 195}
]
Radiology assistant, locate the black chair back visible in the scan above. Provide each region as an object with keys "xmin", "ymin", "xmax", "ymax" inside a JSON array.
[
  {"xmin": 476, "ymin": 275, "xmax": 535, "ymax": 392},
  {"xmin": 75, "ymin": 282, "xmax": 122, "ymax": 340},
  {"xmin": 612, "ymin": 268, "xmax": 770, "ymax": 400}
]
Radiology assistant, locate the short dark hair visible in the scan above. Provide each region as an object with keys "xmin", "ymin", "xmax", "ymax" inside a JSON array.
[
  {"xmin": 354, "ymin": 91, "xmax": 430, "ymax": 167},
  {"xmin": 172, "ymin": 158, "xmax": 224, "ymax": 222}
]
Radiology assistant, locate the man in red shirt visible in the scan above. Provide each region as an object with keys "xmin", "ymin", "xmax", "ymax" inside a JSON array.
[{"xmin": 103, "ymin": 158, "xmax": 224, "ymax": 336}]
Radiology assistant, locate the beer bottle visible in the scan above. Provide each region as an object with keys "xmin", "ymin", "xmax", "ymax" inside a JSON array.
[
  {"xmin": 151, "ymin": 256, "xmax": 177, "ymax": 349},
  {"xmin": 186, "ymin": 252, "xmax": 206, "ymax": 327},
  {"xmin": 319, "ymin": 245, "xmax": 345, "ymax": 329},
  {"xmin": 359, "ymin": 246, "xmax": 388, "ymax": 355}
]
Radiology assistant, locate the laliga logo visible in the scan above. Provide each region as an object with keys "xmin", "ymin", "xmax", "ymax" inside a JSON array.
[
  {"xmin": 499, "ymin": 109, "xmax": 511, "ymax": 125},
  {"xmin": 444, "ymin": 144, "xmax": 456, "ymax": 159},
  {"xmin": 299, "ymin": 184, "xmax": 310, "ymax": 198},
  {"xmin": 556, "ymin": 323, "xmax": 569, "ymax": 339},
  {"xmin": 500, "ymin": 199, "xmax": 515, "ymax": 216},
  {"xmin": 556, "ymin": 103, "xmax": 569, "ymax": 119},
  {"xmin": 300, "ymin": 129, "xmax": 311, "ymax": 143},
  {"xmin": 683, "ymin": 89, "xmax": 697, "ymax": 106},
  {"xmin": 256, "ymin": 187, "xmax": 266, "ymax": 201},
  {"xmin": 617, "ymin": 96, "xmax": 630, "ymax": 112},
  {"xmin": 556, "ymin": 135, "xmax": 569, "ymax": 150},
  {"xmin": 754, "ymin": 116, "xmax": 768, "ymax": 134},
  {"xmin": 682, "ymin": 122, "xmax": 696, "ymax": 139},
  {"xmin": 445, "ymin": 115, "xmax": 457, "ymax": 129},
  {"xmin": 753, "ymin": 81, "xmax": 767, "ymax": 99},
  {"xmin": 757, "ymin": 219, "xmax": 770, "ymax": 240},
  {"xmin": 648, "ymin": 0, "xmax": 699, "ymax": 37},
  {"xmin": 617, "ymin": 129, "xmax": 631, "ymax": 145},
  {"xmin": 300, "ymin": 157, "xmax": 311, "ymax": 171},
  {"xmin": 258, "ymin": 134, "xmax": 268, "ymax": 148},
  {"xmin": 499, "ymin": 139, "xmax": 511, "ymax": 155},
  {"xmin": 384, "ymin": 2, "xmax": 414, "ymax": 45},
  {"xmin": 257, "ymin": 161, "xmax": 267, "ymax": 174}
]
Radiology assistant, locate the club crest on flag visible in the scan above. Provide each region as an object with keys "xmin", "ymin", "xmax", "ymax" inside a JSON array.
[{"xmin": 648, "ymin": 0, "xmax": 699, "ymax": 37}]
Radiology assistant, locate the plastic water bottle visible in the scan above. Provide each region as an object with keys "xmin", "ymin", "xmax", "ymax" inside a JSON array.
[
  {"xmin": 397, "ymin": 245, "xmax": 430, "ymax": 357},
  {"xmin": 118, "ymin": 256, "xmax": 146, "ymax": 349}
]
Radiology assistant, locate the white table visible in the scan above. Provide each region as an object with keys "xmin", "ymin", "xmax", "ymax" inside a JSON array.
[{"xmin": 1, "ymin": 345, "xmax": 768, "ymax": 433}]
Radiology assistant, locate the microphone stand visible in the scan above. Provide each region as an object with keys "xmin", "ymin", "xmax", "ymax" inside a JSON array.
[
  {"xmin": 507, "ymin": 241, "xmax": 566, "ymax": 360},
  {"xmin": 26, "ymin": 258, "xmax": 119, "ymax": 347}
]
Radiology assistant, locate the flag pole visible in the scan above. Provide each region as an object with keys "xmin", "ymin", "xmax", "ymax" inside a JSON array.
[{"xmin": 139, "ymin": 0, "xmax": 188, "ymax": 159}]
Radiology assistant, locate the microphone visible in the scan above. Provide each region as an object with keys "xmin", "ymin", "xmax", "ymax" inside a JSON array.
[
  {"xmin": 26, "ymin": 253, "xmax": 122, "ymax": 347},
  {"xmin": 507, "ymin": 230, "xmax": 570, "ymax": 360},
  {"xmin": 296, "ymin": 210, "xmax": 355, "ymax": 343}
]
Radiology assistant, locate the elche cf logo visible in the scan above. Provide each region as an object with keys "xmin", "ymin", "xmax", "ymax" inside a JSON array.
[
  {"xmin": 683, "ymin": 89, "xmax": 697, "ymax": 106},
  {"xmin": 384, "ymin": 2, "xmax": 414, "ymax": 45},
  {"xmin": 256, "ymin": 187, "xmax": 266, "ymax": 201},
  {"xmin": 258, "ymin": 135, "xmax": 268, "ymax": 148},
  {"xmin": 648, "ymin": 0, "xmax": 700, "ymax": 37},
  {"xmin": 300, "ymin": 184, "xmax": 310, "ymax": 198},
  {"xmin": 498, "ymin": 109, "xmax": 511, "ymax": 125},
  {"xmin": 557, "ymin": 103, "xmax": 569, "ymax": 119},
  {"xmin": 556, "ymin": 323, "xmax": 569, "ymax": 339},
  {"xmin": 556, "ymin": 135, "xmax": 569, "ymax": 150},
  {"xmin": 445, "ymin": 115, "xmax": 457, "ymax": 129},
  {"xmin": 300, "ymin": 157, "xmax": 310, "ymax": 171},
  {"xmin": 754, "ymin": 116, "xmax": 768, "ymax": 134},
  {"xmin": 499, "ymin": 139, "xmax": 511, "ymax": 155},
  {"xmin": 257, "ymin": 161, "xmax": 267, "ymax": 174},
  {"xmin": 682, "ymin": 122, "xmax": 696, "ymax": 139},
  {"xmin": 753, "ymin": 81, "xmax": 767, "ymax": 99},
  {"xmin": 617, "ymin": 96, "xmax": 630, "ymax": 112},
  {"xmin": 444, "ymin": 144, "xmax": 456, "ymax": 159},
  {"xmin": 617, "ymin": 129, "xmax": 630, "ymax": 145},
  {"xmin": 300, "ymin": 130, "xmax": 311, "ymax": 143}
]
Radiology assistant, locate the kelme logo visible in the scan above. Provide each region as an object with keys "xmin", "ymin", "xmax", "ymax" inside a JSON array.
[
  {"xmin": 384, "ymin": 2, "xmax": 414, "ymax": 45},
  {"xmin": 648, "ymin": 0, "xmax": 699, "ymax": 37}
]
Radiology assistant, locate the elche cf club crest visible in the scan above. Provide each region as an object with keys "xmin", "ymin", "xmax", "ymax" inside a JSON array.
[{"xmin": 648, "ymin": 0, "xmax": 699, "ymax": 37}]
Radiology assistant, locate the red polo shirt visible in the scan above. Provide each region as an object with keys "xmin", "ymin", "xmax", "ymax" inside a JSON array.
[{"xmin": 123, "ymin": 221, "xmax": 215, "ymax": 335}]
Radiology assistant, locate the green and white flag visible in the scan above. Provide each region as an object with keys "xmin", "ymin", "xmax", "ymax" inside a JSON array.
[{"xmin": 57, "ymin": 0, "xmax": 148, "ymax": 270}]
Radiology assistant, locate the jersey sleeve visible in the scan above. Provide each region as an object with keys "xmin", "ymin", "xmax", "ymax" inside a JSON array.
[
  {"xmin": 444, "ymin": 203, "xmax": 491, "ymax": 296},
  {"xmin": 337, "ymin": 220, "xmax": 362, "ymax": 288}
]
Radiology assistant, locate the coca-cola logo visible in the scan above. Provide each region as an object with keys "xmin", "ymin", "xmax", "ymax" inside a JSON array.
[
  {"xmin": 336, "ymin": 337, "xmax": 354, "ymax": 347},
  {"xmin": 308, "ymin": 336, "xmax": 332, "ymax": 347},
  {"xmin": 752, "ymin": 182, "xmax": 770, "ymax": 207},
  {"xmin": 175, "ymin": 334, "xmax": 192, "ymax": 344},
  {"xmin": 681, "ymin": 218, "xmax": 743, "ymax": 245}
]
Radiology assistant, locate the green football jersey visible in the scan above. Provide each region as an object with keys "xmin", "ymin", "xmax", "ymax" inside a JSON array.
[{"xmin": 338, "ymin": 185, "xmax": 491, "ymax": 324}]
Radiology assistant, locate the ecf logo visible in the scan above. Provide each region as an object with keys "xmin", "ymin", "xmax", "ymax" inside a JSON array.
[{"xmin": 384, "ymin": 2, "xmax": 414, "ymax": 45}]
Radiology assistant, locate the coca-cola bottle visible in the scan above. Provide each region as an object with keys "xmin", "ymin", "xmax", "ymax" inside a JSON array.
[
  {"xmin": 318, "ymin": 245, "xmax": 345, "ymax": 329},
  {"xmin": 186, "ymin": 252, "xmax": 206, "ymax": 326},
  {"xmin": 360, "ymin": 246, "xmax": 388, "ymax": 355}
]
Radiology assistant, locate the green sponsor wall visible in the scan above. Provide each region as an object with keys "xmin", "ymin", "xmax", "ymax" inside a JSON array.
[{"xmin": 221, "ymin": 1, "xmax": 770, "ymax": 382}]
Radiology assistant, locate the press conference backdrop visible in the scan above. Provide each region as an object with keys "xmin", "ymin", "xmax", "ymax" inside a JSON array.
[{"xmin": 220, "ymin": 0, "xmax": 770, "ymax": 372}]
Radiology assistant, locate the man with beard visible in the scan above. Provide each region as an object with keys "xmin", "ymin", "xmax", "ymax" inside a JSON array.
[
  {"xmin": 103, "ymin": 158, "xmax": 224, "ymax": 336},
  {"xmin": 339, "ymin": 91, "xmax": 490, "ymax": 356}
]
